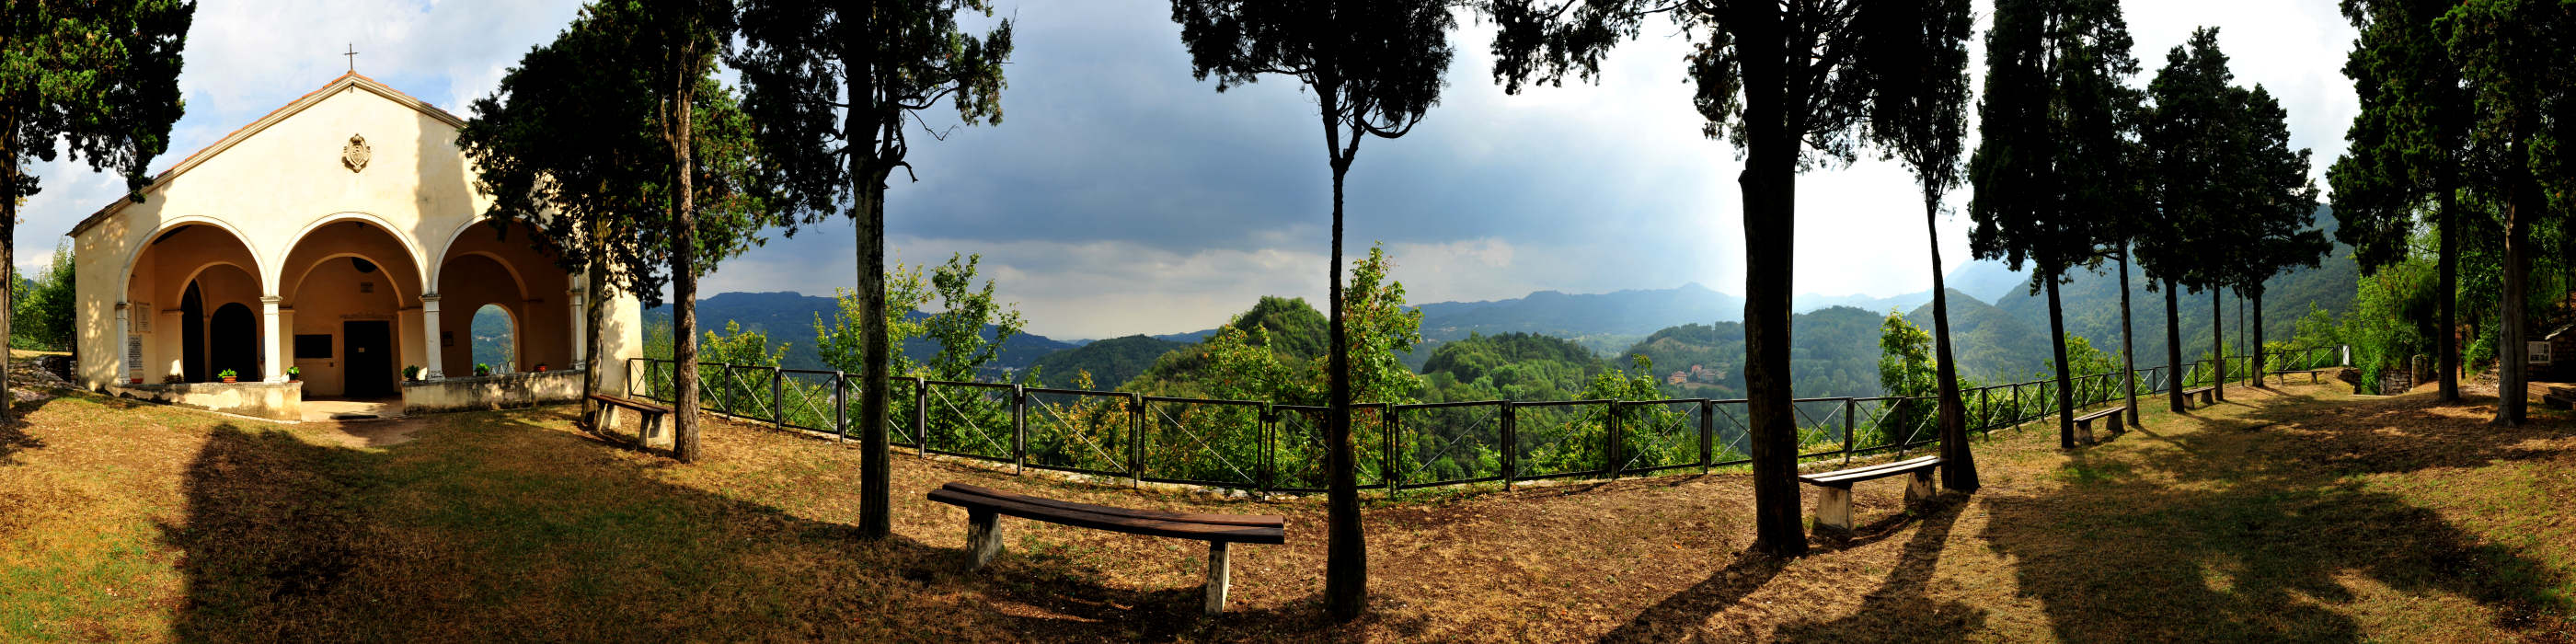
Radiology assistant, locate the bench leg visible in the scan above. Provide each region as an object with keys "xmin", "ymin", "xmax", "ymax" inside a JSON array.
[
  {"xmin": 598, "ymin": 404, "xmax": 623, "ymax": 435},
  {"xmin": 967, "ymin": 509, "xmax": 1003, "ymax": 569},
  {"xmin": 2076, "ymin": 419, "xmax": 2094, "ymax": 444},
  {"xmin": 643, "ymin": 411, "xmax": 672, "ymax": 450},
  {"xmin": 1815, "ymin": 486, "xmax": 1852, "ymax": 532},
  {"xmin": 1203, "ymin": 541, "xmax": 1231, "ymax": 616},
  {"xmin": 1905, "ymin": 468, "xmax": 1935, "ymax": 505}
]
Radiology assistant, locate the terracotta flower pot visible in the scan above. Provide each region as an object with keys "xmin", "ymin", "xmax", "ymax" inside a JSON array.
[{"xmin": 222, "ymin": 377, "xmax": 236, "ymax": 384}]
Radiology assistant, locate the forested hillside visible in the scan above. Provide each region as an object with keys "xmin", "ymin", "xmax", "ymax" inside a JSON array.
[
  {"xmin": 641, "ymin": 292, "xmax": 1075, "ymax": 373},
  {"xmin": 1028, "ymin": 335, "xmax": 1187, "ymax": 388},
  {"xmin": 1616, "ymin": 306, "xmax": 1893, "ymax": 399}
]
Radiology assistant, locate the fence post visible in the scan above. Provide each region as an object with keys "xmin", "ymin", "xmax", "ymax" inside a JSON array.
[
  {"xmin": 1607, "ymin": 402, "xmax": 1624, "ymax": 480},
  {"xmin": 1012, "ymin": 385, "xmax": 1026, "ymax": 476},
  {"xmin": 1842, "ymin": 398, "xmax": 1856, "ymax": 466},
  {"xmin": 1129, "ymin": 393, "xmax": 1144, "ymax": 489},
  {"xmin": 1698, "ymin": 399, "xmax": 1713, "ymax": 474},
  {"xmin": 914, "ymin": 378, "xmax": 929, "ymax": 458},
  {"xmin": 1386, "ymin": 406, "xmax": 1399, "ymax": 496},
  {"xmin": 1501, "ymin": 401, "xmax": 1518, "ymax": 489},
  {"xmin": 833, "ymin": 372, "xmax": 848, "ymax": 443},
  {"xmin": 772, "ymin": 368, "xmax": 786, "ymax": 431},
  {"xmin": 1259, "ymin": 406, "xmax": 1274, "ymax": 497}
]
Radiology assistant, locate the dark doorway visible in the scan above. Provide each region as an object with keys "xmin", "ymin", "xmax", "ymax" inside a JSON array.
[
  {"xmin": 209, "ymin": 304, "xmax": 258, "ymax": 382},
  {"xmin": 181, "ymin": 284, "xmax": 206, "ymax": 383},
  {"xmin": 343, "ymin": 321, "xmax": 393, "ymax": 397}
]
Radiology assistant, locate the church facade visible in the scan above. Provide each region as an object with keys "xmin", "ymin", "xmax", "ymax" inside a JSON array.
[{"xmin": 68, "ymin": 73, "xmax": 643, "ymax": 420}]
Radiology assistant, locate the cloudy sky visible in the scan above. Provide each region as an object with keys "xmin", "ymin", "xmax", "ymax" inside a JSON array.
[{"xmin": 17, "ymin": 0, "xmax": 2359, "ymax": 340}]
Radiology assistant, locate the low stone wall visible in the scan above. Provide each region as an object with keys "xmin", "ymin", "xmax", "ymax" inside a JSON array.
[
  {"xmin": 107, "ymin": 381, "xmax": 304, "ymax": 421},
  {"xmin": 402, "ymin": 369, "xmax": 587, "ymax": 414}
]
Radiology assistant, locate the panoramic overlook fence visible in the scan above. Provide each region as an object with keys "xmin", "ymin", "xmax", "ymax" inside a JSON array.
[{"xmin": 623, "ymin": 346, "xmax": 2343, "ymax": 494}]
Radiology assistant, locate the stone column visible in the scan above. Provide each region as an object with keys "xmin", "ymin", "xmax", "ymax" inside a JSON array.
[
  {"xmin": 421, "ymin": 293, "xmax": 444, "ymax": 380},
  {"xmin": 569, "ymin": 282, "xmax": 588, "ymax": 370},
  {"xmin": 114, "ymin": 303, "xmax": 132, "ymax": 384},
  {"xmin": 260, "ymin": 296, "xmax": 285, "ymax": 382}
]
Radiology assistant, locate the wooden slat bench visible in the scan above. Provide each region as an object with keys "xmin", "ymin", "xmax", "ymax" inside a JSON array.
[
  {"xmin": 2272, "ymin": 369, "xmax": 2329, "ymax": 385},
  {"xmin": 1796, "ymin": 454, "xmax": 1942, "ymax": 531},
  {"xmin": 588, "ymin": 394, "xmax": 673, "ymax": 449},
  {"xmin": 927, "ymin": 482, "xmax": 1285, "ymax": 615},
  {"xmin": 2182, "ymin": 385, "xmax": 2217, "ymax": 406},
  {"xmin": 2071, "ymin": 406, "xmax": 2125, "ymax": 443}
]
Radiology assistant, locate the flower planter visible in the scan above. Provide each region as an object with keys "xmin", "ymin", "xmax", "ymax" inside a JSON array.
[{"xmin": 222, "ymin": 377, "xmax": 237, "ymax": 384}]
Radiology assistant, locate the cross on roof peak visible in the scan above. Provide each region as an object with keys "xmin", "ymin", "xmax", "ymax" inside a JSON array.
[{"xmin": 344, "ymin": 44, "xmax": 359, "ymax": 73}]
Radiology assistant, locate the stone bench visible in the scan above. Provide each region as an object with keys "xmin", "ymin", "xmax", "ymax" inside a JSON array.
[
  {"xmin": 2072, "ymin": 406, "xmax": 2125, "ymax": 443},
  {"xmin": 926, "ymin": 482, "xmax": 1286, "ymax": 615},
  {"xmin": 588, "ymin": 393, "xmax": 672, "ymax": 448},
  {"xmin": 2272, "ymin": 369, "xmax": 2329, "ymax": 385},
  {"xmin": 1796, "ymin": 454, "xmax": 1942, "ymax": 532},
  {"xmin": 2182, "ymin": 385, "xmax": 2217, "ymax": 407}
]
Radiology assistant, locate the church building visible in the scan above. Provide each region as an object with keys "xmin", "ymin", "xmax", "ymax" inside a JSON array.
[{"xmin": 67, "ymin": 73, "xmax": 643, "ymax": 420}]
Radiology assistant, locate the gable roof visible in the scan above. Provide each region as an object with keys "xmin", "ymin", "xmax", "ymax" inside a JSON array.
[{"xmin": 66, "ymin": 72, "xmax": 469, "ymax": 237}]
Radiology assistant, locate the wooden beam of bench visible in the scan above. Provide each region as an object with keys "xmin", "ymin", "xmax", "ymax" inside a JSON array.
[
  {"xmin": 938, "ymin": 483, "xmax": 1284, "ymax": 528},
  {"xmin": 1798, "ymin": 454, "xmax": 1942, "ymax": 488},
  {"xmin": 926, "ymin": 489, "xmax": 1287, "ymax": 545}
]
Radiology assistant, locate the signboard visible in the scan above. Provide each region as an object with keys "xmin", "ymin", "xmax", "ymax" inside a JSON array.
[
  {"xmin": 125, "ymin": 336, "xmax": 144, "ymax": 373},
  {"xmin": 2530, "ymin": 341, "xmax": 2553, "ymax": 365}
]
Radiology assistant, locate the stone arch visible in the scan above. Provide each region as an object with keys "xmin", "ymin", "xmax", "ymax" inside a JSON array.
[
  {"xmin": 270, "ymin": 212, "xmax": 429, "ymax": 293},
  {"xmin": 118, "ymin": 216, "xmax": 264, "ymax": 305},
  {"xmin": 430, "ymin": 216, "xmax": 563, "ymax": 289},
  {"xmin": 435, "ymin": 218, "xmax": 572, "ymax": 374}
]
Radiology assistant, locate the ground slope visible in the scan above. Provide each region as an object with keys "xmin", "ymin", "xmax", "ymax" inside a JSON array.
[{"xmin": 1, "ymin": 379, "xmax": 2569, "ymax": 641}]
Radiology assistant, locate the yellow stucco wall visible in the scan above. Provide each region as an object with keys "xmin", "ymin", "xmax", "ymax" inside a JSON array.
[{"xmin": 70, "ymin": 74, "xmax": 641, "ymax": 397}]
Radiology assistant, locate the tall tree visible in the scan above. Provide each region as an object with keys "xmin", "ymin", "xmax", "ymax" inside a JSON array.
[
  {"xmin": 460, "ymin": 0, "xmax": 776, "ymax": 464},
  {"xmin": 2140, "ymin": 29, "xmax": 2243, "ymax": 409},
  {"xmin": 732, "ymin": 0, "xmax": 1012, "ymax": 537},
  {"xmin": 1968, "ymin": 0, "xmax": 2138, "ymax": 449},
  {"xmin": 2227, "ymin": 86, "xmax": 2330, "ymax": 374},
  {"xmin": 2331, "ymin": 0, "xmax": 2472, "ymax": 403},
  {"xmin": 1859, "ymin": 0, "xmax": 1978, "ymax": 490},
  {"xmin": 2443, "ymin": 0, "xmax": 2572, "ymax": 425},
  {"xmin": 1486, "ymin": 0, "xmax": 1984, "ymax": 558},
  {"xmin": 1, "ymin": 0, "xmax": 194, "ymax": 416},
  {"xmin": 1168, "ymin": 0, "xmax": 1455, "ymax": 618}
]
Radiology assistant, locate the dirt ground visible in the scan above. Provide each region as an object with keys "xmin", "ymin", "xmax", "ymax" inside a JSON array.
[{"xmin": 3, "ymin": 380, "xmax": 2571, "ymax": 642}]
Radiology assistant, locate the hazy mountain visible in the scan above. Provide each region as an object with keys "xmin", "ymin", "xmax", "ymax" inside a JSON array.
[
  {"xmin": 1029, "ymin": 335, "xmax": 1188, "ymax": 389},
  {"xmin": 1412, "ymin": 282, "xmax": 1746, "ymax": 342},
  {"xmin": 643, "ymin": 292, "xmax": 1076, "ymax": 373}
]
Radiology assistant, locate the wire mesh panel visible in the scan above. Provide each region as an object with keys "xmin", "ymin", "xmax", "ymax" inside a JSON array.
[
  {"xmin": 1391, "ymin": 401, "xmax": 1505, "ymax": 489},
  {"xmin": 924, "ymin": 381, "xmax": 1016, "ymax": 463},
  {"xmin": 1023, "ymin": 388, "xmax": 1135, "ymax": 478},
  {"xmin": 1616, "ymin": 399, "xmax": 1704, "ymax": 475},
  {"xmin": 1852, "ymin": 397, "xmax": 1937, "ymax": 454},
  {"xmin": 1511, "ymin": 400, "xmax": 1613, "ymax": 481},
  {"xmin": 776, "ymin": 369, "xmax": 838, "ymax": 433},
  {"xmin": 1710, "ymin": 400, "xmax": 1753, "ymax": 466},
  {"xmin": 1139, "ymin": 397, "xmax": 1264, "ymax": 489},
  {"xmin": 725, "ymin": 365, "xmax": 783, "ymax": 424},
  {"xmin": 627, "ymin": 358, "xmax": 673, "ymax": 403},
  {"xmin": 1792, "ymin": 397, "xmax": 1852, "ymax": 460}
]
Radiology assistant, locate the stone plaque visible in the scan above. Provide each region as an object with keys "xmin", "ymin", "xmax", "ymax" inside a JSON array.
[{"xmin": 342, "ymin": 133, "xmax": 371, "ymax": 172}]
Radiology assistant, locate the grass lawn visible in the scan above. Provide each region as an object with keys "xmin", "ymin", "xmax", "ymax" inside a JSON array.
[{"xmin": 2, "ymin": 380, "xmax": 2571, "ymax": 641}]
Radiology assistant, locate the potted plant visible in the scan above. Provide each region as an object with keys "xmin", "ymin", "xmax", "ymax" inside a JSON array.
[
  {"xmin": 403, "ymin": 365, "xmax": 420, "ymax": 382},
  {"xmin": 285, "ymin": 366, "xmax": 302, "ymax": 382},
  {"xmin": 162, "ymin": 374, "xmax": 183, "ymax": 385},
  {"xmin": 534, "ymin": 362, "xmax": 548, "ymax": 373},
  {"xmin": 217, "ymin": 369, "xmax": 237, "ymax": 384},
  {"xmin": 474, "ymin": 362, "xmax": 493, "ymax": 377}
]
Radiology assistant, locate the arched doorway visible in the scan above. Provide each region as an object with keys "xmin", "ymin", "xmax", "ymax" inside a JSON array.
[
  {"xmin": 471, "ymin": 304, "xmax": 515, "ymax": 374},
  {"xmin": 278, "ymin": 218, "xmax": 423, "ymax": 396},
  {"xmin": 209, "ymin": 303, "xmax": 258, "ymax": 380}
]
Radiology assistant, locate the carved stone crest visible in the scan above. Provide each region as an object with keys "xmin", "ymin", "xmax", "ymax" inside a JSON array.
[{"xmin": 342, "ymin": 134, "xmax": 371, "ymax": 172}]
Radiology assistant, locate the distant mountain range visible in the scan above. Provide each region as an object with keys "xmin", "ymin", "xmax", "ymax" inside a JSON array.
[{"xmin": 647, "ymin": 208, "xmax": 2353, "ymax": 392}]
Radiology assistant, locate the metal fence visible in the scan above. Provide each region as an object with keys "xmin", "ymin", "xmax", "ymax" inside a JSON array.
[{"xmin": 621, "ymin": 348, "xmax": 2340, "ymax": 495}]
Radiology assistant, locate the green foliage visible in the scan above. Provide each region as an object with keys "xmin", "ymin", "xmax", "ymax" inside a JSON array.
[
  {"xmin": 1131, "ymin": 246, "xmax": 1423, "ymax": 406},
  {"xmin": 1970, "ymin": 0, "xmax": 2139, "ymax": 282},
  {"xmin": 1877, "ymin": 310, "xmax": 1936, "ymax": 400},
  {"xmin": 1418, "ymin": 332, "xmax": 1605, "ymax": 403},
  {"xmin": 1029, "ymin": 336, "xmax": 1187, "ymax": 389},
  {"xmin": 702, "ymin": 320, "xmax": 787, "ymax": 368},
  {"xmin": 2330, "ymin": 0, "xmax": 2472, "ymax": 275},
  {"xmin": 10, "ymin": 242, "xmax": 75, "ymax": 351},
  {"xmin": 813, "ymin": 254, "xmax": 1031, "ymax": 384}
]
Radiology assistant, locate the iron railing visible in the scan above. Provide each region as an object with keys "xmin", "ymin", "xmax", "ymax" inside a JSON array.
[{"xmin": 620, "ymin": 348, "xmax": 2340, "ymax": 494}]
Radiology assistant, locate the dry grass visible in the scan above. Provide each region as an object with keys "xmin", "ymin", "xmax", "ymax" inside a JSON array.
[{"xmin": 2, "ymin": 380, "xmax": 2572, "ymax": 642}]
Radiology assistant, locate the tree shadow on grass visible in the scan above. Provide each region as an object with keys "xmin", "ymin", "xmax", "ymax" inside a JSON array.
[
  {"xmin": 159, "ymin": 409, "xmax": 1351, "ymax": 641},
  {"xmin": 1980, "ymin": 390, "xmax": 2572, "ymax": 641},
  {"xmin": 1770, "ymin": 494, "xmax": 1987, "ymax": 642}
]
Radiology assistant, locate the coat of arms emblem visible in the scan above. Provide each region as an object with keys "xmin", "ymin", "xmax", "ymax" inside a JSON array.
[{"xmin": 342, "ymin": 134, "xmax": 371, "ymax": 172}]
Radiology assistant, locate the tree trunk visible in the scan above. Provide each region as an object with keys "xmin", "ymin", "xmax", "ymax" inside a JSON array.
[
  {"xmin": 850, "ymin": 61, "xmax": 897, "ymax": 538},
  {"xmin": 2045, "ymin": 275, "xmax": 2076, "ymax": 449},
  {"xmin": 580, "ymin": 251, "xmax": 607, "ymax": 431},
  {"xmin": 1729, "ymin": 5, "xmax": 1805, "ymax": 558},
  {"xmin": 0, "ymin": 155, "xmax": 13, "ymax": 420},
  {"xmin": 2436, "ymin": 175, "xmax": 2460, "ymax": 402},
  {"xmin": 2117, "ymin": 247, "xmax": 2137, "ymax": 424},
  {"xmin": 669, "ymin": 80, "xmax": 703, "ymax": 464},
  {"xmin": 2497, "ymin": 138, "xmax": 2535, "ymax": 426},
  {"xmin": 2212, "ymin": 286, "xmax": 2224, "ymax": 401},
  {"xmin": 2164, "ymin": 278, "xmax": 2185, "ymax": 413},
  {"xmin": 1321, "ymin": 92, "xmax": 1366, "ymax": 621},
  {"xmin": 1926, "ymin": 198, "xmax": 1974, "ymax": 490}
]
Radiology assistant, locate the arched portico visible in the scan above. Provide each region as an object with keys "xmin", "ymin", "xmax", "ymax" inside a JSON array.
[
  {"xmin": 120, "ymin": 223, "xmax": 266, "ymax": 385},
  {"xmin": 436, "ymin": 218, "xmax": 573, "ymax": 376},
  {"xmin": 279, "ymin": 218, "xmax": 426, "ymax": 395}
]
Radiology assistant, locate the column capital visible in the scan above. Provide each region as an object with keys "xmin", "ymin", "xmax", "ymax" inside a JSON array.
[
  {"xmin": 259, "ymin": 295, "xmax": 282, "ymax": 305},
  {"xmin": 421, "ymin": 293, "xmax": 443, "ymax": 303}
]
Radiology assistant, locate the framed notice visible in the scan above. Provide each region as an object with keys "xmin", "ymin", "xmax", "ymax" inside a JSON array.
[
  {"xmin": 2530, "ymin": 341, "xmax": 2553, "ymax": 365},
  {"xmin": 126, "ymin": 336, "xmax": 144, "ymax": 373}
]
